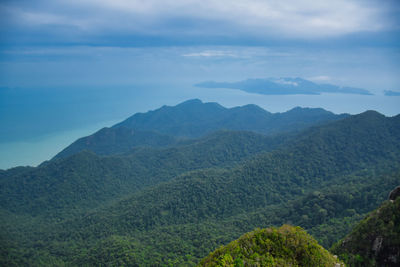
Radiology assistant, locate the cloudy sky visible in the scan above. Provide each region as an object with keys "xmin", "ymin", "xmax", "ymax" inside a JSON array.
[
  {"xmin": 2, "ymin": 0, "xmax": 399, "ymax": 44},
  {"xmin": 1, "ymin": 0, "xmax": 400, "ymax": 168}
]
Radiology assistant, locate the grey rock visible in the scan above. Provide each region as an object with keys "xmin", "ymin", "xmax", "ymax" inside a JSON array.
[{"xmin": 389, "ymin": 186, "xmax": 400, "ymax": 201}]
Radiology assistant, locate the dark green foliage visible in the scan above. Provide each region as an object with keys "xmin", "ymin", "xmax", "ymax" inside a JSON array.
[
  {"xmin": 56, "ymin": 99, "xmax": 347, "ymax": 159},
  {"xmin": 74, "ymin": 235, "xmax": 141, "ymax": 266},
  {"xmin": 55, "ymin": 128, "xmax": 179, "ymax": 159},
  {"xmin": 1, "ymin": 107, "xmax": 399, "ymax": 266},
  {"xmin": 198, "ymin": 225, "xmax": 342, "ymax": 266},
  {"xmin": 1, "ymin": 130, "xmax": 281, "ymax": 218},
  {"xmin": 14, "ymin": 167, "xmax": 394, "ymax": 266},
  {"xmin": 331, "ymin": 196, "xmax": 400, "ymax": 266}
]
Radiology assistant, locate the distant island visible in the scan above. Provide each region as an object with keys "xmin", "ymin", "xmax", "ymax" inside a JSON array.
[
  {"xmin": 195, "ymin": 77, "xmax": 373, "ymax": 95},
  {"xmin": 384, "ymin": 90, "xmax": 400, "ymax": 96}
]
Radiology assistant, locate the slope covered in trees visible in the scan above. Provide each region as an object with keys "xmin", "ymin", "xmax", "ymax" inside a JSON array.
[
  {"xmin": 54, "ymin": 128, "xmax": 180, "ymax": 159},
  {"xmin": 114, "ymin": 99, "xmax": 346, "ymax": 137},
  {"xmin": 1, "ymin": 130, "xmax": 284, "ymax": 218},
  {"xmin": 331, "ymin": 192, "xmax": 400, "ymax": 266},
  {"xmin": 1, "ymin": 101, "xmax": 399, "ymax": 266},
  {"xmin": 55, "ymin": 99, "xmax": 347, "ymax": 159}
]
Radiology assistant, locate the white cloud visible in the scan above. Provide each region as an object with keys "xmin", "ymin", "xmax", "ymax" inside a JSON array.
[
  {"xmin": 308, "ymin": 76, "xmax": 332, "ymax": 83},
  {"xmin": 273, "ymin": 78, "xmax": 299, "ymax": 86},
  {"xmin": 182, "ymin": 50, "xmax": 238, "ymax": 58},
  {"xmin": 3, "ymin": 0, "xmax": 397, "ymax": 39},
  {"xmin": 73, "ymin": 0, "xmax": 393, "ymax": 37},
  {"xmin": 21, "ymin": 10, "xmax": 91, "ymax": 30}
]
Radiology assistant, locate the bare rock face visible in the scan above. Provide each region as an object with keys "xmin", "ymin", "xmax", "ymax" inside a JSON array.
[
  {"xmin": 372, "ymin": 236, "xmax": 383, "ymax": 256},
  {"xmin": 389, "ymin": 186, "xmax": 400, "ymax": 201}
]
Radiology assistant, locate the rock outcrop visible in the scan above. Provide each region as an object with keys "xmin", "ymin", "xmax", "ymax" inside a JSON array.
[{"xmin": 389, "ymin": 185, "xmax": 400, "ymax": 201}]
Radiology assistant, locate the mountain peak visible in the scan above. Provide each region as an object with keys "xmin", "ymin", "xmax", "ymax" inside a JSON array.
[
  {"xmin": 54, "ymin": 100, "xmax": 347, "ymax": 159},
  {"xmin": 359, "ymin": 110, "xmax": 385, "ymax": 117},
  {"xmin": 348, "ymin": 110, "xmax": 386, "ymax": 123},
  {"xmin": 176, "ymin": 98, "xmax": 203, "ymax": 106},
  {"xmin": 199, "ymin": 225, "xmax": 343, "ymax": 266},
  {"xmin": 233, "ymin": 104, "xmax": 271, "ymax": 114},
  {"xmin": 278, "ymin": 106, "xmax": 337, "ymax": 120}
]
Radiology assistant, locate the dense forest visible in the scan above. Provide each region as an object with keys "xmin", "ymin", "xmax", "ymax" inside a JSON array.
[
  {"xmin": 1, "ymin": 100, "xmax": 399, "ymax": 266},
  {"xmin": 332, "ymin": 195, "xmax": 400, "ymax": 266}
]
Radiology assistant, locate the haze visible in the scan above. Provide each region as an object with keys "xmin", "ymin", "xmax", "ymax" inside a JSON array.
[{"xmin": 1, "ymin": 0, "xmax": 399, "ymax": 169}]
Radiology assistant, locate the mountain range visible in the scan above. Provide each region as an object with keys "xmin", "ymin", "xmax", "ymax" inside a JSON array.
[
  {"xmin": 54, "ymin": 99, "xmax": 347, "ymax": 159},
  {"xmin": 1, "ymin": 99, "xmax": 399, "ymax": 266}
]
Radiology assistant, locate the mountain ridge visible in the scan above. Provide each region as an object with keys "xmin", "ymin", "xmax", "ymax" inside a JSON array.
[{"xmin": 54, "ymin": 99, "xmax": 348, "ymax": 159}]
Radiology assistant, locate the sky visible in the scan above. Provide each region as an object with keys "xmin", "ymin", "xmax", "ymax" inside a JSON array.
[{"xmin": 1, "ymin": 0, "xmax": 400, "ymax": 169}]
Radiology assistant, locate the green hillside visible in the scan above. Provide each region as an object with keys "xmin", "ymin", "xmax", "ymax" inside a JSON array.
[
  {"xmin": 198, "ymin": 225, "xmax": 343, "ymax": 266},
  {"xmin": 1, "ymin": 130, "xmax": 282, "ymax": 218},
  {"xmin": 55, "ymin": 99, "xmax": 346, "ymax": 159},
  {"xmin": 331, "ymin": 192, "xmax": 400, "ymax": 266},
  {"xmin": 1, "ymin": 103, "xmax": 399, "ymax": 266},
  {"xmin": 54, "ymin": 128, "xmax": 180, "ymax": 159}
]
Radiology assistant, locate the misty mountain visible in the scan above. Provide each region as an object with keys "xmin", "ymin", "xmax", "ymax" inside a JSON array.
[{"xmin": 55, "ymin": 99, "xmax": 347, "ymax": 159}]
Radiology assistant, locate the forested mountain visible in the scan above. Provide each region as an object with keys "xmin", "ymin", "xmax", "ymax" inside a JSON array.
[
  {"xmin": 331, "ymin": 190, "xmax": 400, "ymax": 266},
  {"xmin": 198, "ymin": 225, "xmax": 343, "ymax": 266},
  {"xmin": 54, "ymin": 128, "xmax": 180, "ymax": 159},
  {"xmin": 55, "ymin": 99, "xmax": 347, "ymax": 159},
  {"xmin": 1, "ymin": 130, "xmax": 284, "ymax": 219},
  {"xmin": 1, "ymin": 101, "xmax": 399, "ymax": 266}
]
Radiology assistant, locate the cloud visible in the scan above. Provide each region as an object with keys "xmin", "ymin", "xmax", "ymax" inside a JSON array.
[
  {"xmin": 182, "ymin": 50, "xmax": 238, "ymax": 58},
  {"xmin": 308, "ymin": 76, "xmax": 332, "ymax": 82},
  {"xmin": 181, "ymin": 47, "xmax": 293, "ymax": 60},
  {"xmin": 18, "ymin": 10, "xmax": 91, "ymax": 30},
  {"xmin": 272, "ymin": 78, "xmax": 299, "ymax": 87},
  {"xmin": 2, "ymin": 0, "xmax": 399, "ymax": 45},
  {"xmin": 71, "ymin": 0, "xmax": 395, "ymax": 35}
]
